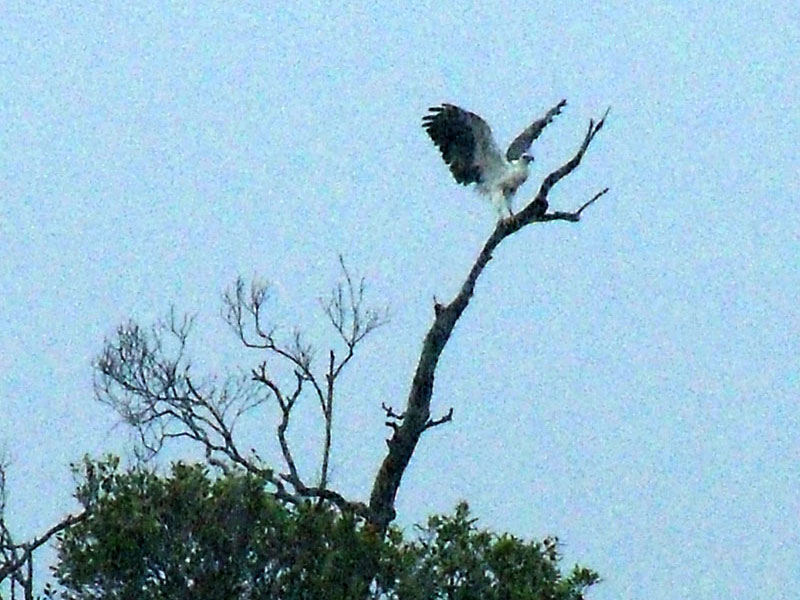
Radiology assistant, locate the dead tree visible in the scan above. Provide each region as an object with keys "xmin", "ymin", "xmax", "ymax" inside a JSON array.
[
  {"xmin": 369, "ymin": 102, "xmax": 609, "ymax": 529},
  {"xmin": 93, "ymin": 100, "xmax": 608, "ymax": 532},
  {"xmin": 0, "ymin": 101, "xmax": 608, "ymax": 589}
]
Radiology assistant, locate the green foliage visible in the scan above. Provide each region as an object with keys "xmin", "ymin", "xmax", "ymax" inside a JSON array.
[
  {"xmin": 394, "ymin": 503, "xmax": 598, "ymax": 600},
  {"xmin": 50, "ymin": 457, "xmax": 598, "ymax": 600}
]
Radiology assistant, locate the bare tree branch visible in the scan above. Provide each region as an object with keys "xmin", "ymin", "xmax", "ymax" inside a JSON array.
[
  {"xmin": 95, "ymin": 310, "xmax": 273, "ymax": 483},
  {"xmin": 96, "ymin": 259, "xmax": 386, "ymax": 522},
  {"xmin": 321, "ymin": 255, "xmax": 390, "ymax": 379},
  {"xmin": 539, "ymin": 187, "xmax": 610, "ymax": 222},
  {"xmin": 223, "ymin": 261, "xmax": 386, "ymax": 498},
  {"xmin": 319, "ymin": 351, "xmax": 334, "ymax": 491},
  {"xmin": 381, "ymin": 403, "xmax": 406, "ymax": 435},
  {"xmin": 0, "ymin": 458, "xmax": 87, "ymax": 588},
  {"xmin": 317, "ymin": 258, "xmax": 389, "ymax": 490},
  {"xmin": 0, "ymin": 450, "xmax": 8, "ymax": 520},
  {"xmin": 381, "ymin": 402, "xmax": 405, "ymax": 421},
  {"xmin": 368, "ymin": 103, "xmax": 610, "ymax": 530},
  {"xmin": 512, "ymin": 106, "xmax": 611, "ymax": 226},
  {"xmin": 251, "ymin": 364, "xmax": 303, "ymax": 487},
  {"xmin": 424, "ymin": 407, "xmax": 454, "ymax": 431},
  {"xmin": 0, "ymin": 451, "xmax": 30, "ymax": 595},
  {"xmin": 0, "ymin": 511, "xmax": 87, "ymax": 584}
]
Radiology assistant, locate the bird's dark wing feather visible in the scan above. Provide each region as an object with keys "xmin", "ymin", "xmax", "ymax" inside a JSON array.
[
  {"xmin": 505, "ymin": 99, "xmax": 567, "ymax": 161},
  {"xmin": 422, "ymin": 104, "xmax": 503, "ymax": 185}
]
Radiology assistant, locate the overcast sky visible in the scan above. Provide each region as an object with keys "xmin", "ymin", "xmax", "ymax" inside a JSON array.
[{"xmin": 2, "ymin": 2, "xmax": 798, "ymax": 598}]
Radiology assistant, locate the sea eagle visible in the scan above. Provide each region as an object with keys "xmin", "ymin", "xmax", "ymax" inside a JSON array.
[{"xmin": 422, "ymin": 103, "xmax": 542, "ymax": 217}]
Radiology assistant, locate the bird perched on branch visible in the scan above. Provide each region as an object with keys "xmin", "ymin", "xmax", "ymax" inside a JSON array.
[{"xmin": 422, "ymin": 103, "xmax": 549, "ymax": 218}]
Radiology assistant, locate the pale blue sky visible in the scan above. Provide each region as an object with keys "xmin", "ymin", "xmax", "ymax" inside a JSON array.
[{"xmin": 1, "ymin": 2, "xmax": 798, "ymax": 598}]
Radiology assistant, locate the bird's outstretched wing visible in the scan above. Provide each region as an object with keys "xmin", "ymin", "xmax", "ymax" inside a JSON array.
[
  {"xmin": 505, "ymin": 99, "xmax": 567, "ymax": 161},
  {"xmin": 422, "ymin": 104, "xmax": 505, "ymax": 185}
]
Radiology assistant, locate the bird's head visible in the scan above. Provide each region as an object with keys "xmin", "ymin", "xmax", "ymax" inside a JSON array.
[{"xmin": 521, "ymin": 153, "xmax": 534, "ymax": 164}]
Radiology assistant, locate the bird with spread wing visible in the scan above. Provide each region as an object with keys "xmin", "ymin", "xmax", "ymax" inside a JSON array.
[{"xmin": 422, "ymin": 102, "xmax": 565, "ymax": 218}]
